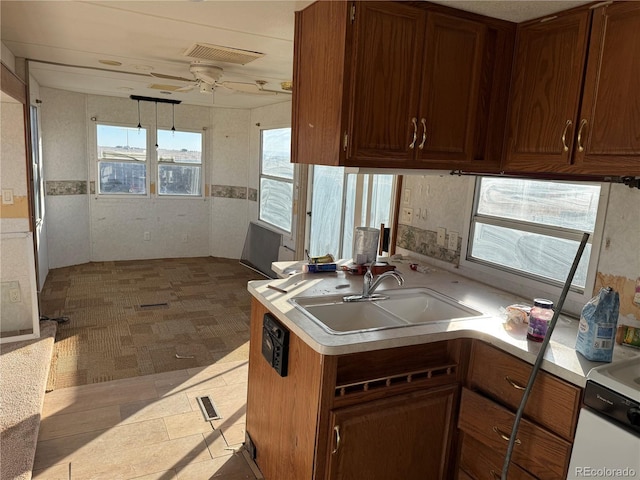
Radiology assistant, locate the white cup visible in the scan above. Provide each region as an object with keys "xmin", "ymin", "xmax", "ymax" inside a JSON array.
[{"xmin": 352, "ymin": 227, "xmax": 380, "ymax": 265}]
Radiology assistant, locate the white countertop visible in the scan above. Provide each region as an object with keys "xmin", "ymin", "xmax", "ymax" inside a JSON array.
[{"xmin": 248, "ymin": 260, "xmax": 639, "ymax": 387}]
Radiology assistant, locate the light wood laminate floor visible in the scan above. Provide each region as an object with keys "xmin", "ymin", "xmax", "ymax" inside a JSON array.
[{"xmin": 33, "ymin": 360, "xmax": 261, "ymax": 479}]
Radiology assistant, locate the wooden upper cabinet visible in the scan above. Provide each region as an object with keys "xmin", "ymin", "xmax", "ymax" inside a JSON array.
[
  {"xmin": 416, "ymin": 13, "xmax": 485, "ymax": 164},
  {"xmin": 573, "ymin": 2, "xmax": 640, "ymax": 175},
  {"xmin": 292, "ymin": 1, "xmax": 515, "ymax": 171},
  {"xmin": 505, "ymin": 2, "xmax": 640, "ymax": 176},
  {"xmin": 503, "ymin": 9, "xmax": 591, "ymax": 172},
  {"xmin": 347, "ymin": 2, "xmax": 425, "ymax": 166}
]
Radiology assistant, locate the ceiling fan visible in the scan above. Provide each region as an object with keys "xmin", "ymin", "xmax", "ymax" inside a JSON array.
[{"xmin": 150, "ymin": 62, "xmax": 292, "ymax": 96}]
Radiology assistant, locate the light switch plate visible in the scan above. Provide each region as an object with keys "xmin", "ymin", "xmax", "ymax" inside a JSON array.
[
  {"xmin": 403, "ymin": 188, "xmax": 411, "ymax": 204},
  {"xmin": 2, "ymin": 189, "xmax": 14, "ymax": 205},
  {"xmin": 437, "ymin": 227, "xmax": 446, "ymax": 247},
  {"xmin": 447, "ymin": 231, "xmax": 459, "ymax": 251}
]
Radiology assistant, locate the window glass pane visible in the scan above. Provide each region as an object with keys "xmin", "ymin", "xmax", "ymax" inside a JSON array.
[
  {"xmin": 158, "ymin": 164, "xmax": 201, "ymax": 196},
  {"xmin": 370, "ymin": 174, "xmax": 393, "ymax": 228},
  {"xmin": 309, "ymin": 166, "xmax": 345, "ymax": 257},
  {"xmin": 477, "ymin": 178, "xmax": 600, "ymax": 231},
  {"xmin": 261, "ymin": 128, "xmax": 293, "ymax": 179},
  {"xmin": 97, "ymin": 125, "xmax": 146, "ymax": 161},
  {"xmin": 341, "ymin": 174, "xmax": 357, "ymax": 258},
  {"xmin": 471, "ymin": 222, "xmax": 590, "ymax": 288},
  {"xmin": 260, "ymin": 177, "xmax": 293, "ymax": 232},
  {"xmin": 99, "ymin": 162, "xmax": 146, "ymax": 194},
  {"xmin": 157, "ymin": 130, "xmax": 202, "ymax": 164}
]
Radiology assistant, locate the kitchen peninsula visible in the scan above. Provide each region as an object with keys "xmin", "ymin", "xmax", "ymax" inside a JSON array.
[{"xmin": 244, "ymin": 261, "xmax": 638, "ymax": 479}]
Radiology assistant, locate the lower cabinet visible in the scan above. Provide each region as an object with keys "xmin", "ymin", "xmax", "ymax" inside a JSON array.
[
  {"xmin": 246, "ymin": 302, "xmax": 581, "ymax": 480},
  {"xmin": 457, "ymin": 341, "xmax": 580, "ymax": 480},
  {"xmin": 327, "ymin": 386, "xmax": 457, "ymax": 480}
]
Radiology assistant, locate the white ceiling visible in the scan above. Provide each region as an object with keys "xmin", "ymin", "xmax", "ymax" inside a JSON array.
[{"xmin": 1, "ymin": 1, "xmax": 591, "ymax": 109}]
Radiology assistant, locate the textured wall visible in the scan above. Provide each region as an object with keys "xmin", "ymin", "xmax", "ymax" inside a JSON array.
[
  {"xmin": 38, "ymin": 87, "xmax": 277, "ymax": 265},
  {"xmin": 40, "ymin": 88, "xmax": 90, "ymax": 268}
]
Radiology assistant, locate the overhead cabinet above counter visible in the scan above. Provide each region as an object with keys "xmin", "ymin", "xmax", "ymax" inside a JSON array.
[
  {"xmin": 504, "ymin": 2, "xmax": 640, "ymax": 177},
  {"xmin": 292, "ymin": 1, "xmax": 640, "ymax": 178},
  {"xmin": 291, "ymin": 1, "xmax": 515, "ymax": 172}
]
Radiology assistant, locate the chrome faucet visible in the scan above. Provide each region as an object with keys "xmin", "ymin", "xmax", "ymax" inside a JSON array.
[{"xmin": 343, "ymin": 265, "xmax": 404, "ymax": 302}]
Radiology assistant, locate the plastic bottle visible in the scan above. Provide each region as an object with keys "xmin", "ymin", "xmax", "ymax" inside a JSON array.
[{"xmin": 527, "ymin": 299, "xmax": 554, "ymax": 342}]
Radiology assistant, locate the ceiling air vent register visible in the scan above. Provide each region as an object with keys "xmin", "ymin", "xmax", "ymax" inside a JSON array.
[{"xmin": 183, "ymin": 43, "xmax": 265, "ymax": 65}]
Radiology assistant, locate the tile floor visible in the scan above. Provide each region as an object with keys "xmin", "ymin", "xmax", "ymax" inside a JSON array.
[{"xmin": 33, "ymin": 360, "xmax": 262, "ymax": 480}]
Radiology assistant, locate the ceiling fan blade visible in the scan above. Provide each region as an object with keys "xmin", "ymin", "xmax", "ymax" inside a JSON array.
[
  {"xmin": 150, "ymin": 72, "xmax": 194, "ymax": 83},
  {"xmin": 219, "ymin": 81, "xmax": 261, "ymax": 94},
  {"xmin": 175, "ymin": 84, "xmax": 196, "ymax": 92}
]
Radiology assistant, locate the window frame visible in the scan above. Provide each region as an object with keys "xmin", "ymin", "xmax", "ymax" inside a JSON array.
[
  {"xmin": 156, "ymin": 128, "xmax": 204, "ymax": 198},
  {"xmin": 258, "ymin": 126, "xmax": 294, "ymax": 234},
  {"xmin": 30, "ymin": 104, "xmax": 44, "ymax": 224},
  {"xmin": 460, "ymin": 177, "xmax": 610, "ymax": 315},
  {"xmin": 96, "ymin": 122, "xmax": 150, "ymax": 197}
]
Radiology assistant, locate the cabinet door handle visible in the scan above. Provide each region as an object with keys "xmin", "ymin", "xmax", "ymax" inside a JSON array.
[
  {"xmin": 418, "ymin": 118, "xmax": 427, "ymax": 150},
  {"xmin": 493, "ymin": 426, "xmax": 521, "ymax": 445},
  {"xmin": 409, "ymin": 117, "xmax": 418, "ymax": 149},
  {"xmin": 505, "ymin": 375, "xmax": 526, "ymax": 391},
  {"xmin": 561, "ymin": 119, "xmax": 572, "ymax": 152},
  {"xmin": 577, "ymin": 119, "xmax": 588, "ymax": 152},
  {"xmin": 331, "ymin": 425, "xmax": 341, "ymax": 454}
]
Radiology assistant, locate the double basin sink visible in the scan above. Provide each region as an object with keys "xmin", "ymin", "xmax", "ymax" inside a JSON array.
[{"xmin": 290, "ymin": 287, "xmax": 485, "ymax": 335}]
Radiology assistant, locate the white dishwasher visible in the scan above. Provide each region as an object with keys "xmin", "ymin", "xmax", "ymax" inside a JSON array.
[{"xmin": 568, "ymin": 356, "xmax": 640, "ymax": 480}]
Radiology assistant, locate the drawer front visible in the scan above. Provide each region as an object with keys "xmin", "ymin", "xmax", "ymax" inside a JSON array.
[
  {"xmin": 458, "ymin": 388, "xmax": 572, "ymax": 480},
  {"xmin": 459, "ymin": 432, "xmax": 536, "ymax": 480},
  {"xmin": 468, "ymin": 341, "xmax": 581, "ymax": 440}
]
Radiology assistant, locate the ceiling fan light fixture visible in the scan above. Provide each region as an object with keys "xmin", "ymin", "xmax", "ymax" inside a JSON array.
[
  {"xmin": 190, "ymin": 63, "xmax": 224, "ymax": 84},
  {"xmin": 199, "ymin": 83, "xmax": 215, "ymax": 94}
]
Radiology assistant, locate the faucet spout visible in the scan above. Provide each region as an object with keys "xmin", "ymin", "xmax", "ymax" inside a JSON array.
[{"xmin": 362, "ymin": 266, "xmax": 404, "ymax": 297}]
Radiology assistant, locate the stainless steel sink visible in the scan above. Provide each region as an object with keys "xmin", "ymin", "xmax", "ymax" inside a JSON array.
[{"xmin": 290, "ymin": 287, "xmax": 484, "ymax": 334}]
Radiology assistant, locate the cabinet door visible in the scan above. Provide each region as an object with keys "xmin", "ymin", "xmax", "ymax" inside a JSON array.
[
  {"xmin": 416, "ymin": 12, "xmax": 486, "ymax": 164},
  {"xmin": 291, "ymin": 1, "xmax": 350, "ymax": 167},
  {"xmin": 504, "ymin": 10, "xmax": 590, "ymax": 172},
  {"xmin": 327, "ymin": 385, "xmax": 457, "ymax": 480},
  {"xmin": 574, "ymin": 2, "xmax": 640, "ymax": 175},
  {"xmin": 347, "ymin": 2, "xmax": 425, "ymax": 167}
]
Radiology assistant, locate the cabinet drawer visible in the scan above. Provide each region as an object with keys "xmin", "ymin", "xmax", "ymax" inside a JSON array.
[
  {"xmin": 459, "ymin": 432, "xmax": 536, "ymax": 480},
  {"xmin": 468, "ymin": 341, "xmax": 581, "ymax": 440},
  {"xmin": 458, "ymin": 388, "xmax": 571, "ymax": 480}
]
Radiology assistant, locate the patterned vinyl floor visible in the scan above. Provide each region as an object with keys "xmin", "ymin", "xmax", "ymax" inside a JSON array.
[{"xmin": 40, "ymin": 257, "xmax": 264, "ymax": 389}]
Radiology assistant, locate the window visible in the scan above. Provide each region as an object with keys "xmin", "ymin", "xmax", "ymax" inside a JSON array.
[
  {"xmin": 308, "ymin": 167, "xmax": 395, "ymax": 259},
  {"xmin": 97, "ymin": 124, "xmax": 147, "ymax": 195},
  {"xmin": 467, "ymin": 177, "xmax": 602, "ymax": 291},
  {"xmin": 157, "ymin": 129, "xmax": 202, "ymax": 196},
  {"xmin": 259, "ymin": 127, "xmax": 293, "ymax": 232}
]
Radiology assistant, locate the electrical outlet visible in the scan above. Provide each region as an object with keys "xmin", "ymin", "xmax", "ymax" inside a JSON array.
[
  {"xmin": 437, "ymin": 227, "xmax": 446, "ymax": 247},
  {"xmin": 447, "ymin": 231, "xmax": 459, "ymax": 251},
  {"xmin": 144, "ymin": 232, "xmax": 150, "ymax": 241},
  {"xmin": 401, "ymin": 207, "xmax": 413, "ymax": 224},
  {"xmin": 9, "ymin": 288, "xmax": 21, "ymax": 303}
]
